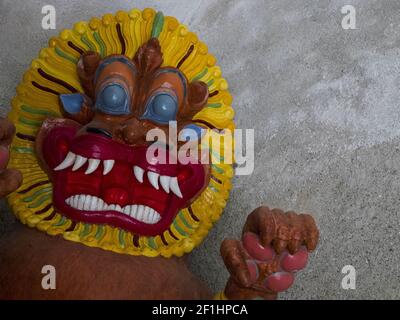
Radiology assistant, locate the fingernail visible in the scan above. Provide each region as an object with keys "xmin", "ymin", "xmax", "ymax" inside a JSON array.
[
  {"xmin": 281, "ymin": 246, "xmax": 309, "ymax": 272},
  {"xmin": 264, "ymin": 272, "xmax": 294, "ymax": 292},
  {"xmin": 243, "ymin": 232, "xmax": 275, "ymax": 261}
]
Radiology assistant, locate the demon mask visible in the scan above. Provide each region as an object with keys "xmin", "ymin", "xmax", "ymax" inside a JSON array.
[
  {"xmin": 8, "ymin": 9, "xmax": 235, "ymax": 257},
  {"xmin": 36, "ymin": 38, "xmax": 210, "ymax": 236}
]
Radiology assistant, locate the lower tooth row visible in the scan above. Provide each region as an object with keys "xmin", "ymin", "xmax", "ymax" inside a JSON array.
[{"xmin": 65, "ymin": 195, "xmax": 160, "ymax": 224}]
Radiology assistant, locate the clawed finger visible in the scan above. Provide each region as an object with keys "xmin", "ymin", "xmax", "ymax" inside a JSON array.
[
  {"xmin": 0, "ymin": 168, "xmax": 22, "ymax": 197},
  {"xmin": 0, "ymin": 145, "xmax": 10, "ymax": 170},
  {"xmin": 271, "ymin": 209, "xmax": 290, "ymax": 254},
  {"xmin": 243, "ymin": 206, "xmax": 275, "ymax": 247},
  {"xmin": 286, "ymin": 211, "xmax": 304, "ymax": 254},
  {"xmin": 0, "ymin": 118, "xmax": 16, "ymax": 147},
  {"xmin": 243, "ymin": 206, "xmax": 319, "ymax": 255},
  {"xmin": 300, "ymin": 214, "xmax": 319, "ymax": 251},
  {"xmin": 220, "ymin": 239, "xmax": 254, "ymax": 288}
]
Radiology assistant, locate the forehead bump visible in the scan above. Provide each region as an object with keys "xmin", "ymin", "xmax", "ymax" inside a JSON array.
[{"xmin": 94, "ymin": 55, "xmax": 137, "ymax": 81}]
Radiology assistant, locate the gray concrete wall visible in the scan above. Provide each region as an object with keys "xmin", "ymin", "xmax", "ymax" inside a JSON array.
[{"xmin": 1, "ymin": 0, "xmax": 399, "ymax": 299}]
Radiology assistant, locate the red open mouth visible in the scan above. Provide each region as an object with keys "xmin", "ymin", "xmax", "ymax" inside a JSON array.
[{"xmin": 37, "ymin": 119, "xmax": 207, "ymax": 236}]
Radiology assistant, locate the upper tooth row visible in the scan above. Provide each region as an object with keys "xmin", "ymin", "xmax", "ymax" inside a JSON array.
[
  {"xmin": 54, "ymin": 152, "xmax": 183, "ymax": 198},
  {"xmin": 133, "ymin": 166, "xmax": 182, "ymax": 198},
  {"xmin": 54, "ymin": 152, "xmax": 114, "ymax": 175}
]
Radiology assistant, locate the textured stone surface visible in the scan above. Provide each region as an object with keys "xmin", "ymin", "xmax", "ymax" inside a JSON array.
[{"xmin": 1, "ymin": 0, "xmax": 399, "ymax": 299}]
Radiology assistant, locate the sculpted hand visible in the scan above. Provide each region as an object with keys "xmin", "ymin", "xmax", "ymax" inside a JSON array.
[
  {"xmin": 221, "ymin": 206, "xmax": 319, "ymax": 300},
  {"xmin": 0, "ymin": 118, "xmax": 22, "ymax": 197}
]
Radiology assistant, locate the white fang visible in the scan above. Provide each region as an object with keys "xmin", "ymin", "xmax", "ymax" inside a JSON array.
[
  {"xmin": 169, "ymin": 177, "xmax": 183, "ymax": 198},
  {"xmin": 85, "ymin": 159, "xmax": 101, "ymax": 175},
  {"xmin": 103, "ymin": 160, "xmax": 115, "ymax": 175},
  {"xmin": 54, "ymin": 152, "xmax": 76, "ymax": 171}
]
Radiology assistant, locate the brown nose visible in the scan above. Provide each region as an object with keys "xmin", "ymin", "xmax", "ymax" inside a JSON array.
[{"xmin": 116, "ymin": 117, "xmax": 150, "ymax": 146}]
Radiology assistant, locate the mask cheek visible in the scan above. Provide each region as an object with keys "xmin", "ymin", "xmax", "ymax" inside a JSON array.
[{"xmin": 35, "ymin": 118, "xmax": 81, "ymax": 178}]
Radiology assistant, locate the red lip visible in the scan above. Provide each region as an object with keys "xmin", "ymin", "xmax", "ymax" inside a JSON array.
[{"xmin": 38, "ymin": 120, "xmax": 208, "ymax": 236}]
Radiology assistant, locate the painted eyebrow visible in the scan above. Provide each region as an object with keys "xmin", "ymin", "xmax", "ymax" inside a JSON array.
[
  {"xmin": 94, "ymin": 56, "xmax": 137, "ymax": 82},
  {"xmin": 154, "ymin": 68, "xmax": 187, "ymax": 98}
]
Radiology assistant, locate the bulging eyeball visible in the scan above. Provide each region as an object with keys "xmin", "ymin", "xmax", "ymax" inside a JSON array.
[
  {"xmin": 96, "ymin": 83, "xmax": 130, "ymax": 115},
  {"xmin": 152, "ymin": 94, "xmax": 177, "ymax": 119},
  {"xmin": 100, "ymin": 85, "xmax": 126, "ymax": 107},
  {"xmin": 141, "ymin": 92, "xmax": 178, "ymax": 124}
]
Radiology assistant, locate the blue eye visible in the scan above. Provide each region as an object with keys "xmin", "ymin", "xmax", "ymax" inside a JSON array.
[
  {"xmin": 153, "ymin": 94, "xmax": 176, "ymax": 118},
  {"xmin": 142, "ymin": 93, "xmax": 178, "ymax": 124},
  {"xmin": 96, "ymin": 84, "xmax": 130, "ymax": 115}
]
